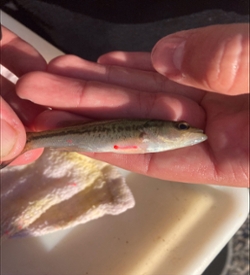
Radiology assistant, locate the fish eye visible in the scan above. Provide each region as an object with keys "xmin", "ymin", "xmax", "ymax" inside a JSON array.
[{"xmin": 176, "ymin": 122, "xmax": 190, "ymax": 130}]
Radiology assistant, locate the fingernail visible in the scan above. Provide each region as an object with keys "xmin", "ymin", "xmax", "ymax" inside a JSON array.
[
  {"xmin": 152, "ymin": 37, "xmax": 186, "ymax": 76},
  {"xmin": 0, "ymin": 120, "xmax": 18, "ymax": 158}
]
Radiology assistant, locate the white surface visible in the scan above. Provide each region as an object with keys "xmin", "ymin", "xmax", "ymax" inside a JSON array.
[
  {"xmin": 1, "ymin": 174, "xmax": 249, "ymax": 275},
  {"xmin": 1, "ymin": 11, "xmax": 249, "ymax": 275}
]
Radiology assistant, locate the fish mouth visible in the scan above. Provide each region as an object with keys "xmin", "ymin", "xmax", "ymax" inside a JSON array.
[
  {"xmin": 194, "ymin": 133, "xmax": 208, "ymax": 143},
  {"xmin": 188, "ymin": 129, "xmax": 208, "ymax": 145},
  {"xmin": 199, "ymin": 134, "xmax": 208, "ymax": 141},
  {"xmin": 192, "ymin": 128, "xmax": 205, "ymax": 133}
]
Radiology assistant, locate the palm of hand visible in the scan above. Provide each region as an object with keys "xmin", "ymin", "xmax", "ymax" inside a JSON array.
[{"xmin": 16, "ymin": 54, "xmax": 249, "ymax": 187}]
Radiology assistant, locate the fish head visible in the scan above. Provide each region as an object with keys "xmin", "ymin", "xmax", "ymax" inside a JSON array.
[{"xmin": 152, "ymin": 121, "xmax": 208, "ymax": 150}]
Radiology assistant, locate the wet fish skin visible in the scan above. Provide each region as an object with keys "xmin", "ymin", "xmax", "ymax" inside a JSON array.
[{"xmin": 0, "ymin": 119, "xmax": 207, "ymax": 169}]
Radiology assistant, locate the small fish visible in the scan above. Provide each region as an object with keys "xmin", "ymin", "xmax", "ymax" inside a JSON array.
[{"xmin": 0, "ymin": 119, "xmax": 207, "ymax": 169}]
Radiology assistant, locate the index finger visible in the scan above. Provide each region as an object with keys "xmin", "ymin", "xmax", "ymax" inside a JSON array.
[{"xmin": 17, "ymin": 71, "xmax": 206, "ymax": 128}]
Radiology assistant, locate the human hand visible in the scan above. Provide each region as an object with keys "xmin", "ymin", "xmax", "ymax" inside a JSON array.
[
  {"xmin": 0, "ymin": 26, "xmax": 47, "ymax": 165},
  {"xmin": 15, "ymin": 24, "xmax": 249, "ymax": 187}
]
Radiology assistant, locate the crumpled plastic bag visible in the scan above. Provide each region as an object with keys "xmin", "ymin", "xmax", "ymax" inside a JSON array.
[{"xmin": 1, "ymin": 149, "xmax": 135, "ymax": 238}]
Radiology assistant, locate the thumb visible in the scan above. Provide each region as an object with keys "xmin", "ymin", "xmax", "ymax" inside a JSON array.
[
  {"xmin": 151, "ymin": 24, "xmax": 249, "ymax": 95},
  {"xmin": 0, "ymin": 97, "xmax": 26, "ymax": 162}
]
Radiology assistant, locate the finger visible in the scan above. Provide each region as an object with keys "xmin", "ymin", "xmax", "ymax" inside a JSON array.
[
  {"xmin": 16, "ymin": 72, "xmax": 205, "ymax": 127},
  {"xmin": 48, "ymin": 54, "xmax": 170, "ymax": 94},
  {"xmin": 1, "ymin": 76, "xmax": 46, "ymax": 126},
  {"xmin": 7, "ymin": 148, "xmax": 44, "ymax": 167},
  {"xmin": 48, "ymin": 55, "xmax": 204, "ymax": 102},
  {"xmin": 0, "ymin": 98, "xmax": 46, "ymax": 167},
  {"xmin": 152, "ymin": 24, "xmax": 249, "ymax": 95},
  {"xmin": 97, "ymin": 51, "xmax": 155, "ymax": 71},
  {"xmin": 32, "ymin": 110, "xmax": 92, "ymax": 131},
  {"xmin": 1, "ymin": 26, "xmax": 46, "ymax": 76},
  {"xmin": 0, "ymin": 97, "xmax": 26, "ymax": 161}
]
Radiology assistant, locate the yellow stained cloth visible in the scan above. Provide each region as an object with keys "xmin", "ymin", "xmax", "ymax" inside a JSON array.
[{"xmin": 1, "ymin": 149, "xmax": 135, "ymax": 238}]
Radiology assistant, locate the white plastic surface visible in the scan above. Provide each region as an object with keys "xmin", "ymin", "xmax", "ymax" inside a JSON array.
[
  {"xmin": 2, "ymin": 172, "xmax": 249, "ymax": 275},
  {"xmin": 1, "ymin": 11, "xmax": 249, "ymax": 275}
]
